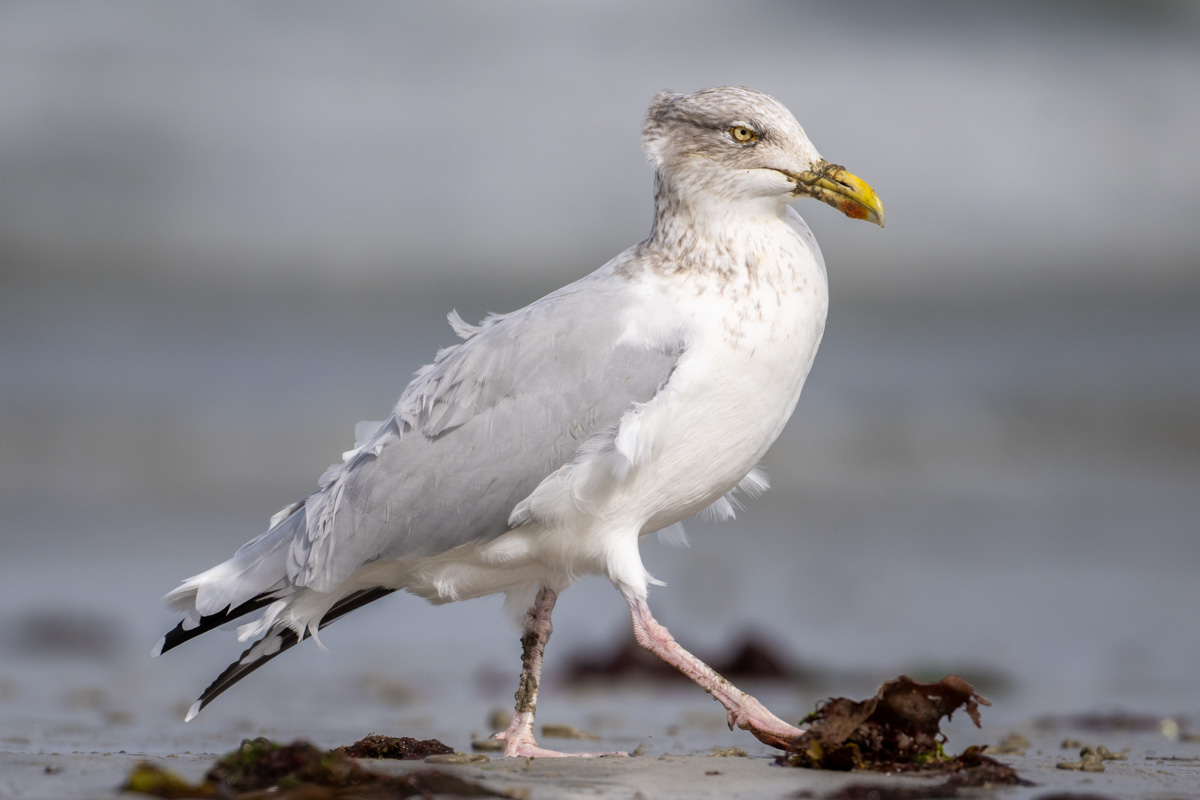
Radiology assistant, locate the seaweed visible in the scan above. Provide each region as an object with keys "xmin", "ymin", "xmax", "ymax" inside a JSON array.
[
  {"xmin": 123, "ymin": 763, "xmax": 215, "ymax": 799},
  {"xmin": 779, "ymin": 675, "xmax": 1027, "ymax": 786},
  {"xmin": 334, "ymin": 734, "xmax": 454, "ymax": 760},
  {"xmin": 123, "ymin": 736, "xmax": 511, "ymax": 799}
]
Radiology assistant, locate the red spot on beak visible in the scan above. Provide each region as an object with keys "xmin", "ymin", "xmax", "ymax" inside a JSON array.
[{"xmin": 839, "ymin": 199, "xmax": 869, "ymax": 220}]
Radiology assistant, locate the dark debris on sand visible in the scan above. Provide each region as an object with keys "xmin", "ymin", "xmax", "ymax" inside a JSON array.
[
  {"xmin": 806, "ymin": 749, "xmax": 1031, "ymax": 798},
  {"xmin": 565, "ymin": 632, "xmax": 818, "ymax": 685},
  {"xmin": 335, "ymin": 733, "xmax": 454, "ymax": 760},
  {"xmin": 123, "ymin": 736, "xmax": 510, "ymax": 799},
  {"xmin": 779, "ymin": 675, "xmax": 1029, "ymax": 788}
]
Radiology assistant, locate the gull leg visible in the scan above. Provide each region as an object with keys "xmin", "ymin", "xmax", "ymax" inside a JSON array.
[
  {"xmin": 492, "ymin": 586, "xmax": 626, "ymax": 758},
  {"xmin": 628, "ymin": 596, "xmax": 804, "ymax": 749}
]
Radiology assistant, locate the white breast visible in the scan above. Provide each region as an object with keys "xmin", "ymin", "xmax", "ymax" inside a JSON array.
[
  {"xmin": 414, "ymin": 208, "xmax": 829, "ymax": 607},
  {"xmin": 619, "ymin": 209, "xmax": 828, "ymax": 531},
  {"xmin": 503, "ymin": 210, "xmax": 824, "ymax": 543}
]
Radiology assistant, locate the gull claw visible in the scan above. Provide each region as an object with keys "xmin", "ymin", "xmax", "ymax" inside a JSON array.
[{"xmin": 726, "ymin": 695, "xmax": 806, "ymax": 750}]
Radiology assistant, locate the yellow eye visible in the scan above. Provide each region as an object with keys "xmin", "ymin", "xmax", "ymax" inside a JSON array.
[{"xmin": 730, "ymin": 126, "xmax": 757, "ymax": 143}]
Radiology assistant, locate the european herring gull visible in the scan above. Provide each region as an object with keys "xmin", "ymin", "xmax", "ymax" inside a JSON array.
[{"xmin": 155, "ymin": 86, "xmax": 884, "ymax": 757}]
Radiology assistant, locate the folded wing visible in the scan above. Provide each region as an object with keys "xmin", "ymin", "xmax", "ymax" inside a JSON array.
[{"xmin": 163, "ymin": 267, "xmax": 684, "ymax": 630}]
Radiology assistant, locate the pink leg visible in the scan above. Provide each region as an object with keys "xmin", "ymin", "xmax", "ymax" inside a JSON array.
[
  {"xmin": 491, "ymin": 586, "xmax": 626, "ymax": 758},
  {"xmin": 628, "ymin": 597, "xmax": 804, "ymax": 750}
]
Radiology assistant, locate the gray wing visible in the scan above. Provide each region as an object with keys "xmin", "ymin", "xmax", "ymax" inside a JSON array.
[{"xmin": 276, "ymin": 269, "xmax": 681, "ymax": 593}]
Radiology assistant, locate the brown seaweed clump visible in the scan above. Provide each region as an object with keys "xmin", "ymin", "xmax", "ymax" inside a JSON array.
[
  {"xmin": 207, "ymin": 738, "xmax": 363, "ymax": 791},
  {"xmin": 334, "ymin": 733, "xmax": 454, "ymax": 760},
  {"xmin": 779, "ymin": 675, "xmax": 1027, "ymax": 786},
  {"xmin": 123, "ymin": 737, "xmax": 510, "ymax": 799}
]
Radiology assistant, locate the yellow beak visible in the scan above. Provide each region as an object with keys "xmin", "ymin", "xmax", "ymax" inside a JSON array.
[{"xmin": 790, "ymin": 160, "xmax": 885, "ymax": 227}]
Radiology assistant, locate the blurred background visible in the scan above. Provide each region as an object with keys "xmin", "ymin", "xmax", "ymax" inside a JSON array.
[{"xmin": 1, "ymin": 0, "xmax": 1198, "ymax": 757}]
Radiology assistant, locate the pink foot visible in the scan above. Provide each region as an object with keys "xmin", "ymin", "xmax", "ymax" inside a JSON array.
[
  {"xmin": 628, "ymin": 596, "xmax": 805, "ymax": 751},
  {"xmin": 492, "ymin": 720, "xmax": 627, "ymax": 758},
  {"xmin": 725, "ymin": 695, "xmax": 806, "ymax": 749}
]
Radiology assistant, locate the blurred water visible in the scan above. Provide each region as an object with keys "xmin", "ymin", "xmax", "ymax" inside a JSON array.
[
  {"xmin": 2, "ymin": 2, "xmax": 1199, "ymax": 299},
  {"xmin": 1, "ymin": 0, "xmax": 1198, "ymax": 765}
]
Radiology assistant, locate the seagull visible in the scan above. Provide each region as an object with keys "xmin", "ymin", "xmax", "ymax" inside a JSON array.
[{"xmin": 154, "ymin": 86, "xmax": 883, "ymax": 757}]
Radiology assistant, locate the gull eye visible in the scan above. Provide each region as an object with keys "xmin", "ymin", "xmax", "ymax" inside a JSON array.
[{"xmin": 730, "ymin": 126, "xmax": 757, "ymax": 143}]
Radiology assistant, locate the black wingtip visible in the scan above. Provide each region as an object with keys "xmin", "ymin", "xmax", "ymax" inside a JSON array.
[
  {"xmin": 189, "ymin": 627, "xmax": 300, "ymax": 720},
  {"xmin": 183, "ymin": 587, "xmax": 397, "ymax": 718},
  {"xmin": 156, "ymin": 595, "xmax": 281, "ymax": 658}
]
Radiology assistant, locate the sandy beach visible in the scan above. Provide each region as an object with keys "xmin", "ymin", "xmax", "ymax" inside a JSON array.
[{"xmin": 4, "ymin": 680, "xmax": 1199, "ymax": 798}]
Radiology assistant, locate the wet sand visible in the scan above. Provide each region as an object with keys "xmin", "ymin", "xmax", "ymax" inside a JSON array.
[
  {"xmin": 4, "ymin": 714, "xmax": 1199, "ymax": 799},
  {"xmin": 2, "ymin": 655, "xmax": 1198, "ymax": 800}
]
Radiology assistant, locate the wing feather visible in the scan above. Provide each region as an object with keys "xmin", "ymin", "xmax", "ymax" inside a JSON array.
[{"xmin": 289, "ymin": 270, "xmax": 683, "ymax": 592}]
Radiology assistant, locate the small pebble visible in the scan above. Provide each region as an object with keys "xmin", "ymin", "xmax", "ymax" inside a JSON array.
[
  {"xmin": 1061, "ymin": 737, "xmax": 1085, "ymax": 749},
  {"xmin": 541, "ymin": 724, "xmax": 600, "ymax": 740},
  {"xmin": 1160, "ymin": 719, "xmax": 1180, "ymax": 740},
  {"xmin": 488, "ymin": 708, "xmax": 510, "ymax": 730},
  {"xmin": 1089, "ymin": 745, "xmax": 1127, "ymax": 761},
  {"xmin": 709, "ymin": 747, "xmax": 748, "ymax": 757},
  {"xmin": 1059, "ymin": 751, "xmax": 1107, "ymax": 772},
  {"xmin": 990, "ymin": 732, "xmax": 1030, "ymax": 755},
  {"xmin": 425, "ymin": 752, "xmax": 490, "ymax": 765},
  {"xmin": 471, "ymin": 739, "xmax": 505, "ymax": 752},
  {"xmin": 1057, "ymin": 753, "xmax": 1105, "ymax": 773}
]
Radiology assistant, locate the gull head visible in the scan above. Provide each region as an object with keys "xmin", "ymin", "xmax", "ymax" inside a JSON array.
[{"xmin": 642, "ymin": 86, "xmax": 883, "ymax": 226}]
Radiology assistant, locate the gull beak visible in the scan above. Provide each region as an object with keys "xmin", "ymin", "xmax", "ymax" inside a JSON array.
[{"xmin": 790, "ymin": 160, "xmax": 885, "ymax": 227}]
